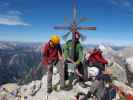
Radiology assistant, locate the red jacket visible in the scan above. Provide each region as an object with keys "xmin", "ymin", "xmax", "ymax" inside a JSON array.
[
  {"xmin": 88, "ymin": 50, "xmax": 108, "ymax": 65},
  {"xmin": 42, "ymin": 41, "xmax": 61, "ymax": 65}
]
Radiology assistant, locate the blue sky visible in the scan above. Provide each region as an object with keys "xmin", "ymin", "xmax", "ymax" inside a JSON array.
[{"xmin": 0, "ymin": 0, "xmax": 133, "ymax": 45}]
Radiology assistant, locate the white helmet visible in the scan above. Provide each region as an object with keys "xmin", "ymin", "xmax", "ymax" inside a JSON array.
[{"xmin": 88, "ymin": 67, "xmax": 99, "ymax": 77}]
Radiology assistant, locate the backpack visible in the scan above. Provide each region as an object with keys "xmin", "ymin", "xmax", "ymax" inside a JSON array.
[{"xmin": 126, "ymin": 94, "xmax": 133, "ymax": 100}]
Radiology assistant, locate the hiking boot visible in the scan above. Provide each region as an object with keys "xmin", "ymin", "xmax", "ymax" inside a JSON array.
[
  {"xmin": 47, "ymin": 88, "xmax": 52, "ymax": 94},
  {"xmin": 60, "ymin": 85, "xmax": 73, "ymax": 91},
  {"xmin": 79, "ymin": 82, "xmax": 86, "ymax": 88},
  {"xmin": 72, "ymin": 79, "xmax": 78, "ymax": 85},
  {"xmin": 65, "ymin": 80, "xmax": 70, "ymax": 86},
  {"xmin": 86, "ymin": 91, "xmax": 93, "ymax": 98}
]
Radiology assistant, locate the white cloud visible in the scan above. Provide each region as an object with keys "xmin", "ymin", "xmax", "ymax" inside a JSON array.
[
  {"xmin": 110, "ymin": 0, "xmax": 133, "ymax": 13},
  {"xmin": 0, "ymin": 13, "xmax": 29, "ymax": 26},
  {"xmin": 0, "ymin": 16, "xmax": 29, "ymax": 26},
  {"xmin": 7, "ymin": 10, "xmax": 23, "ymax": 15},
  {"xmin": 83, "ymin": 37, "xmax": 133, "ymax": 46},
  {"xmin": 123, "ymin": 1, "xmax": 132, "ymax": 7},
  {"xmin": 0, "ymin": 2, "xmax": 29, "ymax": 26},
  {"xmin": 111, "ymin": 0, "xmax": 118, "ymax": 6},
  {"xmin": 0, "ymin": 2, "xmax": 9, "ymax": 8}
]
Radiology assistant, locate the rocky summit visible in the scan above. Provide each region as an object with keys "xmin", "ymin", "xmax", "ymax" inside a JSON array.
[{"xmin": 0, "ymin": 42, "xmax": 133, "ymax": 100}]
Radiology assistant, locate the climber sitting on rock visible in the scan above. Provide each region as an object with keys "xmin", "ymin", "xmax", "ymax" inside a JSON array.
[
  {"xmin": 84, "ymin": 48, "xmax": 108, "ymax": 76},
  {"xmin": 72, "ymin": 71, "xmax": 116, "ymax": 100}
]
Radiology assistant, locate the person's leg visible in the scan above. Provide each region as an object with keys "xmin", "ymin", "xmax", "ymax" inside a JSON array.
[
  {"xmin": 83, "ymin": 60, "xmax": 88, "ymax": 82},
  {"xmin": 76, "ymin": 62, "xmax": 86, "ymax": 88},
  {"xmin": 64, "ymin": 60, "xmax": 69, "ymax": 80},
  {"xmin": 77, "ymin": 62, "xmax": 84, "ymax": 81},
  {"xmin": 90, "ymin": 80, "xmax": 104, "ymax": 100},
  {"xmin": 47, "ymin": 64, "xmax": 53, "ymax": 93},
  {"xmin": 58, "ymin": 60, "xmax": 65, "ymax": 88}
]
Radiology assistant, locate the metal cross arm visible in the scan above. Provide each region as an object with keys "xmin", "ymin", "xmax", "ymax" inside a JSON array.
[
  {"xmin": 77, "ymin": 26, "xmax": 96, "ymax": 30},
  {"xmin": 54, "ymin": 26, "xmax": 71, "ymax": 30}
]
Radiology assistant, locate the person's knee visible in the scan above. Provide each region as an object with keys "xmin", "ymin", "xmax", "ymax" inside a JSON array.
[{"xmin": 58, "ymin": 59, "xmax": 64, "ymax": 65}]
